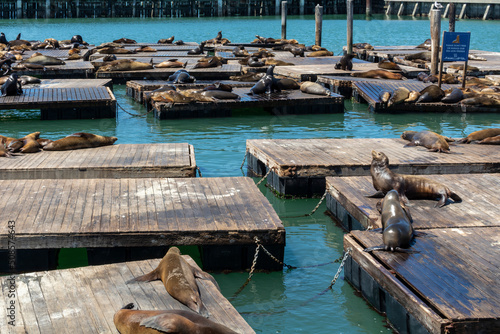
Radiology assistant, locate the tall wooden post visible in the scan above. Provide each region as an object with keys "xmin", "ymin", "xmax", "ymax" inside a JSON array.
[
  {"xmin": 218, "ymin": 0, "xmax": 222, "ymax": 17},
  {"xmin": 315, "ymin": 5, "xmax": 322, "ymax": 46},
  {"xmin": 281, "ymin": 1, "xmax": 287, "ymax": 40},
  {"xmin": 366, "ymin": 0, "xmax": 371, "ymax": 16},
  {"xmin": 45, "ymin": 0, "xmax": 52, "ymax": 18},
  {"xmin": 132, "ymin": 0, "xmax": 136, "ymax": 17},
  {"xmin": 430, "ymin": 9, "xmax": 441, "ymax": 75},
  {"xmin": 275, "ymin": 0, "xmax": 280, "ymax": 15},
  {"xmin": 449, "ymin": 3, "xmax": 456, "ymax": 32},
  {"xmin": 347, "ymin": 0, "xmax": 353, "ymax": 55},
  {"xmin": 16, "ymin": 0, "xmax": 23, "ymax": 18},
  {"xmin": 300, "ymin": 0, "xmax": 304, "ymax": 15}
]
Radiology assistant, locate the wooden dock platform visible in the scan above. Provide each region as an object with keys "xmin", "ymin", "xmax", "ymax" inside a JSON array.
[
  {"xmin": 245, "ymin": 138, "xmax": 500, "ymax": 197},
  {"xmin": 0, "ymin": 256, "xmax": 255, "ymax": 333},
  {"xmin": 126, "ymin": 79, "xmax": 254, "ymax": 104},
  {"xmin": 152, "ymin": 87, "xmax": 344, "ymax": 119},
  {"xmin": 25, "ymin": 78, "xmax": 113, "ymax": 89},
  {"xmin": 0, "ymin": 176, "xmax": 285, "ymax": 271},
  {"xmin": 0, "ymin": 143, "xmax": 196, "ymax": 180},
  {"xmin": 0, "ymin": 86, "xmax": 117, "ymax": 120},
  {"xmin": 327, "ymin": 173, "xmax": 500, "ymax": 333},
  {"xmin": 14, "ymin": 59, "xmax": 95, "ymax": 78}
]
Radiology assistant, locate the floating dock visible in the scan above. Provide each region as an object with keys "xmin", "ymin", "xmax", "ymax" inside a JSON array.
[
  {"xmin": 317, "ymin": 75, "xmax": 417, "ymax": 98},
  {"xmin": 246, "ymin": 138, "xmax": 500, "ymax": 197},
  {"xmin": 0, "ymin": 176, "xmax": 285, "ymax": 272},
  {"xmin": 151, "ymin": 87, "xmax": 343, "ymax": 119},
  {"xmin": 0, "ymin": 256, "xmax": 255, "ymax": 333},
  {"xmin": 0, "ymin": 143, "xmax": 196, "ymax": 180},
  {"xmin": 0, "ymin": 86, "xmax": 116, "ymax": 120},
  {"xmin": 13, "ymin": 59, "xmax": 95, "ymax": 78},
  {"xmin": 126, "ymin": 79, "xmax": 254, "ymax": 104},
  {"xmin": 352, "ymin": 80, "xmax": 500, "ymax": 113},
  {"xmin": 325, "ymin": 173, "xmax": 500, "ymax": 333},
  {"xmin": 25, "ymin": 78, "xmax": 113, "ymax": 89}
]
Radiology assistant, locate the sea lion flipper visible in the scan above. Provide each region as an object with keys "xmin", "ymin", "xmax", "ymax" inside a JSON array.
[
  {"xmin": 365, "ymin": 190, "xmax": 384, "ymax": 198},
  {"xmin": 126, "ymin": 268, "xmax": 160, "ymax": 284},
  {"xmin": 450, "ymin": 192, "xmax": 462, "ymax": 203},
  {"xmin": 368, "ymin": 228, "xmax": 383, "ymax": 233},
  {"xmin": 140, "ymin": 314, "xmax": 186, "ymax": 332},
  {"xmin": 363, "ymin": 245, "xmax": 385, "ymax": 252},
  {"xmin": 394, "ymin": 247, "xmax": 419, "ymax": 254},
  {"xmin": 190, "ymin": 265, "xmax": 221, "ymax": 291}
]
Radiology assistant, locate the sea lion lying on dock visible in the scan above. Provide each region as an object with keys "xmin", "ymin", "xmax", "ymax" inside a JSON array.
[
  {"xmin": 457, "ymin": 128, "xmax": 500, "ymax": 143},
  {"xmin": 368, "ymin": 150, "xmax": 462, "ymax": 207},
  {"xmin": 387, "ymin": 87, "xmax": 409, "ymax": 108},
  {"xmin": 307, "ymin": 50, "xmax": 333, "ymax": 57},
  {"xmin": 401, "ymin": 130, "xmax": 453, "ymax": 153},
  {"xmin": 155, "ymin": 59, "xmax": 186, "ymax": 68},
  {"xmin": 98, "ymin": 59, "xmax": 153, "ymax": 72},
  {"xmin": 168, "ymin": 69, "xmax": 195, "ymax": 83},
  {"xmin": 351, "ymin": 70, "xmax": 405, "ymax": 80},
  {"xmin": 21, "ymin": 55, "xmax": 65, "ymax": 66},
  {"xmin": 299, "ymin": 81, "xmax": 330, "ymax": 96},
  {"xmin": 364, "ymin": 190, "xmax": 417, "ymax": 253},
  {"xmin": 416, "ymin": 85, "xmax": 444, "ymax": 103},
  {"xmin": 478, "ymin": 135, "xmax": 500, "ymax": 144},
  {"xmin": 113, "ymin": 38, "xmax": 136, "ymax": 44},
  {"xmin": 114, "ymin": 303, "xmax": 237, "ymax": 334},
  {"xmin": 158, "ymin": 36, "xmax": 175, "ymax": 44},
  {"xmin": 127, "ymin": 247, "xmax": 218, "ymax": 317},
  {"xmin": 43, "ymin": 133, "xmax": 117, "ymax": 151},
  {"xmin": 377, "ymin": 59, "xmax": 401, "ymax": 71}
]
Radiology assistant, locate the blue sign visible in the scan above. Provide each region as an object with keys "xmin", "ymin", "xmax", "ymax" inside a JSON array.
[{"xmin": 442, "ymin": 32, "xmax": 471, "ymax": 62}]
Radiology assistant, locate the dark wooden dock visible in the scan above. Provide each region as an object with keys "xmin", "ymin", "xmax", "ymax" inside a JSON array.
[
  {"xmin": 0, "ymin": 176, "xmax": 285, "ymax": 271},
  {"xmin": 0, "ymin": 143, "xmax": 196, "ymax": 180},
  {"xmin": 325, "ymin": 173, "xmax": 500, "ymax": 333},
  {"xmin": 126, "ymin": 79, "xmax": 254, "ymax": 104},
  {"xmin": 13, "ymin": 59, "xmax": 95, "ymax": 78},
  {"xmin": 0, "ymin": 256, "xmax": 255, "ymax": 333},
  {"xmin": 152, "ymin": 87, "xmax": 344, "ymax": 119},
  {"xmin": 352, "ymin": 80, "xmax": 500, "ymax": 113},
  {"xmin": 0, "ymin": 86, "xmax": 117, "ymax": 120},
  {"xmin": 25, "ymin": 78, "xmax": 113, "ymax": 89},
  {"xmin": 246, "ymin": 138, "xmax": 500, "ymax": 197}
]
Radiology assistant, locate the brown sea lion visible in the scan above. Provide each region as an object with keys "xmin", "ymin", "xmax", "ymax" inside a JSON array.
[
  {"xmin": 0, "ymin": 135, "xmax": 17, "ymax": 146},
  {"xmin": 134, "ymin": 46, "xmax": 157, "ymax": 52},
  {"xmin": 98, "ymin": 59, "xmax": 153, "ymax": 72},
  {"xmin": 299, "ymin": 81, "xmax": 330, "ymax": 96},
  {"xmin": 274, "ymin": 78, "xmax": 300, "ymax": 90},
  {"xmin": 200, "ymin": 90, "xmax": 239, "ymax": 100},
  {"xmin": 460, "ymin": 96, "xmax": 500, "ymax": 107},
  {"xmin": 353, "ymin": 43, "xmax": 374, "ymax": 50},
  {"xmin": 158, "ymin": 36, "xmax": 174, "ymax": 44},
  {"xmin": 0, "ymin": 145, "xmax": 13, "ymax": 158},
  {"xmin": 401, "ymin": 130, "xmax": 451, "ymax": 153},
  {"xmin": 113, "ymin": 38, "xmax": 136, "ymax": 44},
  {"xmin": 97, "ymin": 47, "xmax": 135, "ymax": 54},
  {"xmin": 229, "ymin": 72, "xmax": 264, "ymax": 82},
  {"xmin": 405, "ymin": 91, "xmax": 421, "ymax": 103},
  {"xmin": 21, "ymin": 55, "xmax": 65, "ymax": 65},
  {"xmin": 369, "ymin": 150, "xmax": 462, "ymax": 207},
  {"xmin": 387, "ymin": 87, "xmax": 410, "ymax": 107},
  {"xmin": 457, "ymin": 128, "xmax": 500, "ymax": 143},
  {"xmin": 43, "ymin": 133, "xmax": 117, "ymax": 151},
  {"xmin": 449, "ymin": 64, "xmax": 480, "ymax": 72},
  {"xmin": 405, "ymin": 51, "xmax": 431, "ymax": 62},
  {"xmin": 379, "ymin": 90, "xmax": 391, "ymax": 104},
  {"xmin": 334, "ymin": 54, "xmax": 355, "ymax": 71},
  {"xmin": 478, "ymin": 135, "xmax": 500, "ymax": 145},
  {"xmin": 156, "ymin": 59, "xmax": 187, "ymax": 68},
  {"xmin": 416, "ymin": 85, "xmax": 444, "ymax": 103},
  {"xmin": 351, "ymin": 70, "xmax": 404, "ymax": 80},
  {"xmin": 307, "ymin": 50, "xmax": 333, "ymax": 57},
  {"xmin": 364, "ymin": 190, "xmax": 417, "ymax": 253},
  {"xmin": 179, "ymin": 89, "xmax": 216, "ymax": 102},
  {"xmin": 441, "ymin": 88, "xmax": 464, "ymax": 103},
  {"xmin": 114, "ymin": 304, "xmax": 237, "ymax": 334},
  {"xmin": 127, "ymin": 247, "xmax": 217, "ymax": 317},
  {"xmin": 36, "ymin": 138, "xmax": 53, "ymax": 147},
  {"xmin": 150, "ymin": 90, "xmax": 195, "ymax": 104},
  {"xmin": 20, "ymin": 138, "xmax": 40, "ymax": 153},
  {"xmin": 378, "ymin": 59, "xmax": 401, "ymax": 71},
  {"xmin": 264, "ymin": 58, "xmax": 294, "ymax": 66}
]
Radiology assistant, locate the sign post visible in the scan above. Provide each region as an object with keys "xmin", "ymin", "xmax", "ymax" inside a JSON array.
[{"xmin": 439, "ymin": 31, "xmax": 471, "ymax": 89}]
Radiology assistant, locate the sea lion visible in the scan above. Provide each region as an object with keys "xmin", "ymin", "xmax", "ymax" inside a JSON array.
[
  {"xmin": 187, "ymin": 42, "xmax": 205, "ymax": 55},
  {"xmin": 232, "ymin": 45, "xmax": 249, "ymax": 57},
  {"xmin": 369, "ymin": 150, "xmax": 462, "ymax": 207},
  {"xmin": 478, "ymin": 135, "xmax": 500, "ymax": 145},
  {"xmin": 0, "ymin": 145, "xmax": 13, "ymax": 158},
  {"xmin": 193, "ymin": 57, "xmax": 222, "ymax": 69},
  {"xmin": 230, "ymin": 72, "xmax": 264, "ymax": 82},
  {"xmin": 299, "ymin": 81, "xmax": 330, "ymax": 96},
  {"xmin": 114, "ymin": 303, "xmax": 237, "ymax": 334},
  {"xmin": 405, "ymin": 91, "xmax": 421, "ymax": 103},
  {"xmin": 250, "ymin": 65, "xmax": 275, "ymax": 95},
  {"xmin": 156, "ymin": 59, "xmax": 186, "ymax": 68},
  {"xmin": 247, "ymin": 56, "xmax": 265, "ymax": 67},
  {"xmin": 387, "ymin": 87, "xmax": 410, "ymax": 107},
  {"xmin": 274, "ymin": 78, "xmax": 300, "ymax": 90},
  {"xmin": 43, "ymin": 133, "xmax": 117, "ymax": 151},
  {"xmin": 401, "ymin": 130, "xmax": 451, "ymax": 153},
  {"xmin": 20, "ymin": 75, "xmax": 41, "ymax": 85},
  {"xmin": 0, "ymin": 33, "xmax": 8, "ymax": 45},
  {"xmin": 264, "ymin": 58, "xmax": 294, "ymax": 66},
  {"xmin": 334, "ymin": 53, "xmax": 355, "ymax": 71},
  {"xmin": 113, "ymin": 38, "xmax": 136, "ymax": 44},
  {"xmin": 200, "ymin": 90, "xmax": 239, "ymax": 100},
  {"xmin": 307, "ymin": 50, "xmax": 333, "ymax": 57},
  {"xmin": 460, "ymin": 96, "xmax": 500, "ymax": 107},
  {"xmin": 449, "ymin": 64, "xmax": 480, "ymax": 72},
  {"xmin": 70, "ymin": 35, "xmax": 83, "ymax": 44},
  {"xmin": 353, "ymin": 43, "xmax": 374, "ymax": 50},
  {"xmin": 289, "ymin": 47, "xmax": 304, "ymax": 57},
  {"xmin": 364, "ymin": 190, "xmax": 416, "ymax": 253},
  {"xmin": 135, "ymin": 46, "xmax": 157, "ymax": 52},
  {"xmin": 158, "ymin": 36, "xmax": 175, "ymax": 44},
  {"xmin": 20, "ymin": 138, "xmax": 40, "ymax": 153},
  {"xmin": 97, "ymin": 47, "xmax": 135, "ymax": 54},
  {"xmin": 143, "ymin": 85, "xmax": 176, "ymax": 105},
  {"xmin": 405, "ymin": 51, "xmax": 431, "ymax": 62},
  {"xmin": 416, "ymin": 38, "xmax": 431, "ymax": 49},
  {"xmin": 127, "ymin": 247, "xmax": 217, "ymax": 317},
  {"xmin": 150, "ymin": 90, "xmax": 195, "ymax": 104},
  {"xmin": 441, "ymin": 88, "xmax": 464, "ymax": 104},
  {"xmin": 378, "ymin": 59, "xmax": 401, "ymax": 71},
  {"xmin": 36, "ymin": 138, "xmax": 53, "ymax": 147},
  {"xmin": 203, "ymin": 82, "xmax": 232, "ymax": 92},
  {"xmin": 1, "ymin": 73, "xmax": 22, "ymax": 97},
  {"xmin": 457, "ymin": 128, "xmax": 500, "ymax": 143},
  {"xmin": 416, "ymin": 85, "xmax": 444, "ymax": 103},
  {"xmin": 98, "ymin": 59, "xmax": 153, "ymax": 72},
  {"xmin": 174, "ymin": 40, "xmax": 184, "ymax": 45},
  {"xmin": 179, "ymin": 89, "xmax": 216, "ymax": 102},
  {"xmin": 21, "ymin": 55, "xmax": 65, "ymax": 66},
  {"xmin": 379, "ymin": 90, "xmax": 391, "ymax": 104},
  {"xmin": 0, "ymin": 135, "xmax": 17, "ymax": 146},
  {"xmin": 168, "ymin": 69, "xmax": 195, "ymax": 84},
  {"xmin": 351, "ymin": 70, "xmax": 404, "ymax": 80}
]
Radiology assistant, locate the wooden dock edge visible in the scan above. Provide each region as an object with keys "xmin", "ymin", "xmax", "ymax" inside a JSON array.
[{"xmin": 343, "ymin": 234, "xmax": 448, "ymax": 334}]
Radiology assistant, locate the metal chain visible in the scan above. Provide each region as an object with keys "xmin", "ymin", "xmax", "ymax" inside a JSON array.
[
  {"xmin": 255, "ymin": 237, "xmax": 296, "ymax": 269},
  {"xmin": 307, "ymin": 187, "xmax": 330, "ymax": 216},
  {"xmin": 230, "ymin": 242, "xmax": 260, "ymax": 301},
  {"xmin": 256, "ymin": 167, "xmax": 274, "ymax": 186},
  {"xmin": 328, "ymin": 248, "xmax": 352, "ymax": 289},
  {"xmin": 196, "ymin": 166, "xmax": 202, "ymax": 178},
  {"xmin": 116, "ymin": 101, "xmax": 154, "ymax": 117},
  {"xmin": 240, "ymin": 149, "xmax": 248, "ymax": 169}
]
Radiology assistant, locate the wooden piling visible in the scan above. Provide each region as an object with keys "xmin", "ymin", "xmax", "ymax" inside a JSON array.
[
  {"xmin": 449, "ymin": 3, "xmax": 456, "ymax": 32},
  {"xmin": 347, "ymin": 0, "xmax": 353, "ymax": 55},
  {"xmin": 366, "ymin": 0, "xmax": 371, "ymax": 16},
  {"xmin": 430, "ymin": 9, "xmax": 441, "ymax": 75},
  {"xmin": 281, "ymin": 1, "xmax": 287, "ymax": 40},
  {"xmin": 315, "ymin": 5, "xmax": 322, "ymax": 47}
]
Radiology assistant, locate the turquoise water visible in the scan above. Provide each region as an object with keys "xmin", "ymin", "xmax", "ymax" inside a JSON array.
[{"xmin": 1, "ymin": 15, "xmax": 500, "ymax": 333}]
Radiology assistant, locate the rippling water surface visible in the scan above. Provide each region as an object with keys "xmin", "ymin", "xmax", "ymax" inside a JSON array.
[{"xmin": 1, "ymin": 14, "xmax": 500, "ymax": 333}]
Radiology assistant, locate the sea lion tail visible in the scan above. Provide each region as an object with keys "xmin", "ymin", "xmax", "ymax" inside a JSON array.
[
  {"xmin": 121, "ymin": 303, "xmax": 135, "ymax": 310},
  {"xmin": 450, "ymin": 192, "xmax": 462, "ymax": 203},
  {"xmin": 126, "ymin": 269, "xmax": 159, "ymax": 284}
]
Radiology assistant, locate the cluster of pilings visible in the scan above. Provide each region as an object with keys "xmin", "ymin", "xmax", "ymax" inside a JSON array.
[
  {"xmin": 0, "ymin": 0, "xmax": 385, "ymax": 18},
  {"xmin": 385, "ymin": 1, "xmax": 499, "ymax": 20}
]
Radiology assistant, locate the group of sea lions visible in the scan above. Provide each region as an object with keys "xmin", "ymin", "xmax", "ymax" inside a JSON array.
[
  {"xmin": 116, "ymin": 247, "xmax": 237, "ymax": 333},
  {"xmin": 364, "ymin": 150, "xmax": 462, "ymax": 253},
  {"xmin": 0, "ymin": 132, "xmax": 117, "ymax": 157}
]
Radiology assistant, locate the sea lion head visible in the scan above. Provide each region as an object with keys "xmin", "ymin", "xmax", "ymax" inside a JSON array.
[
  {"xmin": 401, "ymin": 131, "xmax": 416, "ymax": 141},
  {"xmin": 371, "ymin": 150, "xmax": 389, "ymax": 166}
]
